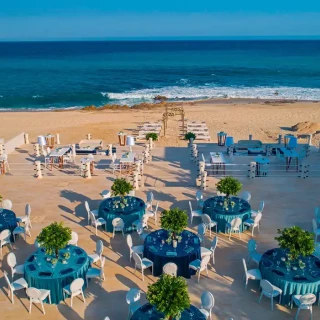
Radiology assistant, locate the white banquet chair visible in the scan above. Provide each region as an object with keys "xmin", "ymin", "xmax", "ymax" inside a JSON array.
[
  {"xmin": 112, "ymin": 217, "xmax": 125, "ymax": 238},
  {"xmin": 196, "ymin": 190, "xmax": 204, "ymax": 209},
  {"xmin": 146, "ymin": 202, "xmax": 159, "ymax": 226},
  {"xmin": 258, "ymin": 279, "xmax": 282, "ymax": 311},
  {"xmin": 3, "ymin": 270, "xmax": 28, "ymax": 304},
  {"xmin": 85, "ymin": 201, "xmax": 99, "ymax": 225},
  {"xmin": 197, "ymin": 223, "xmax": 207, "ymax": 244},
  {"xmin": 26, "ymin": 287, "xmax": 51, "ymax": 314},
  {"xmin": 0, "ymin": 229, "xmax": 12, "ymax": 257},
  {"xmin": 251, "ymin": 201, "xmax": 265, "ymax": 218},
  {"xmin": 291, "ymin": 293, "xmax": 316, "ymax": 320},
  {"xmin": 7, "ymin": 252, "xmax": 24, "ymax": 280},
  {"xmin": 16, "ymin": 204, "xmax": 32, "ymax": 228},
  {"xmin": 201, "ymin": 214, "xmax": 217, "ymax": 236},
  {"xmin": 90, "ymin": 212, "xmax": 106, "ymax": 235},
  {"xmin": 127, "ymin": 234, "xmax": 144, "ymax": 262},
  {"xmin": 13, "ymin": 218, "xmax": 31, "ymax": 241},
  {"xmin": 126, "ymin": 288, "xmax": 141, "ymax": 319},
  {"xmin": 63, "ymin": 278, "xmax": 86, "ymax": 308},
  {"xmin": 201, "ymin": 236, "xmax": 218, "ymax": 266},
  {"xmin": 88, "ymin": 240, "xmax": 104, "ymax": 265},
  {"xmin": 136, "ymin": 222, "xmax": 148, "ymax": 242},
  {"xmin": 86, "ymin": 257, "xmax": 106, "ymax": 287},
  {"xmin": 243, "ymin": 212, "xmax": 262, "ymax": 237},
  {"xmin": 239, "ymin": 191, "xmax": 251, "ymax": 202},
  {"xmin": 100, "ymin": 190, "xmax": 111, "ymax": 199},
  {"xmin": 189, "ymin": 255, "xmax": 211, "ymax": 283},
  {"xmin": 132, "ymin": 252, "xmax": 153, "ymax": 281},
  {"xmin": 189, "ymin": 201, "xmax": 203, "ymax": 224},
  {"xmin": 225, "ymin": 217, "xmax": 242, "ymax": 240},
  {"xmin": 199, "ymin": 291, "xmax": 215, "ymax": 320},
  {"xmin": 242, "ymin": 258, "xmax": 262, "ymax": 289},
  {"xmin": 68, "ymin": 231, "xmax": 79, "ymax": 246},
  {"xmin": 247, "ymin": 239, "xmax": 262, "ymax": 265},
  {"xmin": 163, "ymin": 262, "xmax": 178, "ymax": 277},
  {"xmin": 146, "ymin": 191, "xmax": 154, "ymax": 211},
  {"xmin": 133, "ymin": 214, "xmax": 150, "ymax": 230},
  {"xmin": 312, "ymin": 219, "xmax": 320, "ymax": 242},
  {"xmin": 2, "ymin": 199, "xmax": 13, "ymax": 210}
]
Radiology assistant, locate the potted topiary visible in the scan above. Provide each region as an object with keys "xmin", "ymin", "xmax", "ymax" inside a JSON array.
[
  {"xmin": 275, "ymin": 226, "xmax": 315, "ymax": 262},
  {"xmin": 147, "ymin": 274, "xmax": 190, "ymax": 320},
  {"xmin": 216, "ymin": 176, "xmax": 242, "ymax": 200},
  {"xmin": 37, "ymin": 222, "xmax": 72, "ymax": 258},
  {"xmin": 184, "ymin": 132, "xmax": 196, "ymax": 142},
  {"xmin": 146, "ymin": 132, "xmax": 158, "ymax": 141},
  {"xmin": 161, "ymin": 208, "xmax": 188, "ymax": 247},
  {"xmin": 111, "ymin": 178, "xmax": 134, "ymax": 210}
]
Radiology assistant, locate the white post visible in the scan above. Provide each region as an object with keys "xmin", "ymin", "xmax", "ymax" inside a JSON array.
[
  {"xmin": 189, "ymin": 138, "xmax": 194, "ymax": 147},
  {"xmin": 34, "ymin": 144, "xmax": 40, "ymax": 157},
  {"xmin": 307, "ymin": 134, "xmax": 312, "ymax": 146},
  {"xmin": 0, "ymin": 144, "xmax": 4, "ymax": 156},
  {"xmin": 249, "ymin": 162, "xmax": 256, "ymax": 179},
  {"xmin": 133, "ymin": 171, "xmax": 139, "ymax": 190},
  {"xmin": 72, "ymin": 144, "xmax": 76, "ymax": 161},
  {"xmin": 24, "ymin": 133, "xmax": 30, "ymax": 144},
  {"xmin": 56, "ymin": 133, "xmax": 60, "ymax": 145},
  {"xmin": 35, "ymin": 161, "xmax": 43, "ymax": 179},
  {"xmin": 85, "ymin": 162, "xmax": 91, "ymax": 179},
  {"xmin": 201, "ymin": 171, "xmax": 207, "ymax": 190},
  {"xmin": 87, "ymin": 133, "xmax": 91, "ymax": 140},
  {"xmin": 148, "ymin": 137, "xmax": 153, "ymax": 150},
  {"xmin": 108, "ymin": 144, "xmax": 113, "ymax": 156}
]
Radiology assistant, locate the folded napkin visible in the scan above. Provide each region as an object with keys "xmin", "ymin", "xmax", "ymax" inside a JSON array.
[
  {"xmin": 193, "ymin": 238, "xmax": 199, "ymax": 244},
  {"xmin": 39, "ymin": 271, "xmax": 53, "ymax": 277},
  {"xmin": 265, "ymin": 249, "xmax": 274, "ymax": 256},
  {"xmin": 184, "ymin": 247, "xmax": 194, "ymax": 253},
  {"xmin": 74, "ymin": 248, "xmax": 83, "ymax": 255},
  {"xmin": 60, "ymin": 268, "xmax": 74, "ymax": 275},
  {"xmin": 27, "ymin": 255, "xmax": 35, "ymax": 263},
  {"xmin": 27, "ymin": 264, "xmax": 37, "ymax": 272},
  {"xmin": 76, "ymin": 257, "xmax": 86, "ymax": 264},
  {"xmin": 166, "ymin": 251, "xmax": 177, "ymax": 256},
  {"xmin": 293, "ymin": 275, "xmax": 308, "ymax": 282},
  {"xmin": 272, "ymin": 269, "xmax": 285, "ymax": 277},
  {"xmin": 149, "ymin": 246, "xmax": 159, "ymax": 253},
  {"xmin": 314, "ymin": 261, "xmax": 320, "ymax": 268},
  {"xmin": 261, "ymin": 260, "xmax": 273, "ymax": 268}
]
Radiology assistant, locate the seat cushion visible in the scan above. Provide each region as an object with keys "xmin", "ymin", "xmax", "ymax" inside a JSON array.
[
  {"xmin": 91, "ymin": 210, "xmax": 99, "ymax": 216},
  {"xmin": 141, "ymin": 258, "xmax": 153, "ymax": 268},
  {"xmin": 199, "ymin": 308, "xmax": 209, "ymax": 318},
  {"xmin": 12, "ymin": 277, "xmax": 28, "ymax": 290},
  {"xmin": 86, "ymin": 267, "xmax": 100, "ymax": 278},
  {"xmin": 96, "ymin": 218, "xmax": 106, "ymax": 225},
  {"xmin": 247, "ymin": 269, "xmax": 262, "ymax": 280},
  {"xmin": 250, "ymin": 252, "xmax": 262, "ymax": 263},
  {"xmin": 13, "ymin": 226, "xmax": 24, "ymax": 234},
  {"xmin": 193, "ymin": 210, "xmax": 203, "ymax": 216},
  {"xmin": 88, "ymin": 253, "xmax": 99, "ymax": 263},
  {"xmin": 132, "ymin": 245, "xmax": 144, "ymax": 254},
  {"xmin": 15, "ymin": 264, "xmax": 25, "ymax": 274},
  {"xmin": 189, "ymin": 259, "xmax": 201, "ymax": 269},
  {"xmin": 201, "ymin": 247, "xmax": 211, "ymax": 257},
  {"xmin": 243, "ymin": 218, "xmax": 254, "ymax": 226},
  {"xmin": 292, "ymin": 295, "xmax": 302, "ymax": 306}
]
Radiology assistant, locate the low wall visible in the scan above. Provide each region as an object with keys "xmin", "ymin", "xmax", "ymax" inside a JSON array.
[{"xmin": 4, "ymin": 132, "xmax": 26, "ymax": 154}]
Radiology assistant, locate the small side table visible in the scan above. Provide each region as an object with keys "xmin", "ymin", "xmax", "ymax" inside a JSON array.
[
  {"xmin": 217, "ymin": 132, "xmax": 227, "ymax": 146},
  {"xmin": 118, "ymin": 133, "xmax": 127, "ymax": 146}
]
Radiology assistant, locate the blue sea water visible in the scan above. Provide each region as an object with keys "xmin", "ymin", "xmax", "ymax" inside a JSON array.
[{"xmin": 0, "ymin": 40, "xmax": 320, "ymax": 110}]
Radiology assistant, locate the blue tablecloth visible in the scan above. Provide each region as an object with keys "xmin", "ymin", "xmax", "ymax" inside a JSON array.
[
  {"xmin": 0, "ymin": 209, "xmax": 18, "ymax": 240},
  {"xmin": 259, "ymin": 248, "xmax": 320, "ymax": 305},
  {"xmin": 98, "ymin": 196, "xmax": 145, "ymax": 233},
  {"xmin": 144, "ymin": 229, "xmax": 201, "ymax": 278},
  {"xmin": 131, "ymin": 303, "xmax": 206, "ymax": 320},
  {"xmin": 24, "ymin": 245, "xmax": 90, "ymax": 304},
  {"xmin": 203, "ymin": 196, "xmax": 251, "ymax": 233}
]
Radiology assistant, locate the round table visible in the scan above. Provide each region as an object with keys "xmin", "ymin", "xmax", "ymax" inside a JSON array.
[
  {"xmin": 144, "ymin": 229, "xmax": 201, "ymax": 278},
  {"xmin": 0, "ymin": 209, "xmax": 18, "ymax": 240},
  {"xmin": 131, "ymin": 303, "xmax": 206, "ymax": 320},
  {"xmin": 203, "ymin": 196, "xmax": 251, "ymax": 233},
  {"xmin": 98, "ymin": 196, "xmax": 145, "ymax": 233},
  {"xmin": 259, "ymin": 248, "xmax": 320, "ymax": 305},
  {"xmin": 24, "ymin": 245, "xmax": 90, "ymax": 304}
]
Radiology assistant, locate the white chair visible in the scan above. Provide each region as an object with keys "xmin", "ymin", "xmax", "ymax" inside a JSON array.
[
  {"xmin": 291, "ymin": 293, "xmax": 316, "ymax": 320},
  {"xmin": 315, "ymin": 207, "xmax": 320, "ymax": 224},
  {"xmin": 112, "ymin": 217, "xmax": 125, "ymax": 238},
  {"xmin": 127, "ymin": 234, "xmax": 144, "ymax": 262},
  {"xmin": 63, "ymin": 278, "xmax": 86, "ymax": 308},
  {"xmin": 189, "ymin": 201, "xmax": 203, "ymax": 224},
  {"xmin": 0, "ymin": 154, "xmax": 10, "ymax": 172},
  {"xmin": 68, "ymin": 231, "xmax": 79, "ymax": 246},
  {"xmin": 100, "ymin": 190, "xmax": 111, "ymax": 199},
  {"xmin": 243, "ymin": 212, "xmax": 262, "ymax": 237},
  {"xmin": 247, "ymin": 239, "xmax": 262, "ymax": 265},
  {"xmin": 163, "ymin": 262, "xmax": 178, "ymax": 277},
  {"xmin": 136, "ymin": 222, "xmax": 148, "ymax": 242},
  {"xmin": 199, "ymin": 291, "xmax": 215, "ymax": 320},
  {"xmin": 0, "ymin": 229, "xmax": 12, "ymax": 257},
  {"xmin": 13, "ymin": 218, "xmax": 31, "ymax": 241},
  {"xmin": 2, "ymin": 199, "xmax": 13, "ymax": 210},
  {"xmin": 201, "ymin": 214, "xmax": 217, "ymax": 236},
  {"xmin": 146, "ymin": 191, "xmax": 154, "ymax": 210},
  {"xmin": 7, "ymin": 252, "xmax": 24, "ymax": 280},
  {"xmin": 129, "ymin": 190, "xmax": 135, "ymax": 197},
  {"xmin": 86, "ymin": 257, "xmax": 105, "ymax": 287},
  {"xmin": 258, "ymin": 279, "xmax": 282, "ymax": 311},
  {"xmin": 132, "ymin": 252, "xmax": 153, "ymax": 281},
  {"xmin": 3, "ymin": 270, "xmax": 28, "ymax": 304},
  {"xmin": 126, "ymin": 288, "xmax": 141, "ymax": 319},
  {"xmin": 312, "ymin": 219, "xmax": 320, "ymax": 242},
  {"xmin": 239, "ymin": 191, "xmax": 251, "ymax": 202},
  {"xmin": 90, "ymin": 212, "xmax": 106, "ymax": 235},
  {"xmin": 16, "ymin": 204, "xmax": 32, "ymax": 228},
  {"xmin": 251, "ymin": 201, "xmax": 265, "ymax": 218},
  {"xmin": 217, "ymin": 191, "xmax": 226, "ymax": 197},
  {"xmin": 201, "ymin": 236, "xmax": 218, "ymax": 266},
  {"xmin": 110, "ymin": 153, "xmax": 119, "ymax": 174},
  {"xmin": 146, "ymin": 202, "xmax": 159, "ymax": 226},
  {"xmin": 189, "ymin": 255, "xmax": 211, "ymax": 283},
  {"xmin": 26, "ymin": 287, "xmax": 51, "ymax": 314},
  {"xmin": 242, "ymin": 258, "xmax": 261, "ymax": 289},
  {"xmin": 84, "ymin": 201, "xmax": 99, "ymax": 224},
  {"xmin": 225, "ymin": 217, "xmax": 242, "ymax": 240},
  {"xmin": 196, "ymin": 190, "xmax": 204, "ymax": 209},
  {"xmin": 197, "ymin": 223, "xmax": 207, "ymax": 244},
  {"xmin": 88, "ymin": 240, "xmax": 104, "ymax": 265},
  {"xmin": 133, "ymin": 214, "xmax": 150, "ymax": 230}
]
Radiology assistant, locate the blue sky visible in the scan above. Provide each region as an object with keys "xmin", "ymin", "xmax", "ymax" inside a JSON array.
[{"xmin": 1, "ymin": 1, "xmax": 320, "ymax": 40}]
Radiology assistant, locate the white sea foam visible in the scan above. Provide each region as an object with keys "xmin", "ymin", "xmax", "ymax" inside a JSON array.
[{"xmin": 32, "ymin": 95, "xmax": 43, "ymax": 98}]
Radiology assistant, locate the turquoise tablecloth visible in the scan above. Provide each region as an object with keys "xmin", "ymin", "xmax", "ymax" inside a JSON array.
[
  {"xmin": 98, "ymin": 196, "xmax": 145, "ymax": 233},
  {"xmin": 24, "ymin": 245, "xmax": 90, "ymax": 304},
  {"xmin": 259, "ymin": 248, "xmax": 320, "ymax": 305},
  {"xmin": 144, "ymin": 229, "xmax": 201, "ymax": 278},
  {"xmin": 203, "ymin": 196, "xmax": 251, "ymax": 233},
  {"xmin": 131, "ymin": 303, "xmax": 206, "ymax": 320},
  {"xmin": 0, "ymin": 209, "xmax": 18, "ymax": 240}
]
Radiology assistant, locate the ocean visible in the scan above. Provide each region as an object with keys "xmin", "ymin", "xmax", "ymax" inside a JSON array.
[{"xmin": 1, "ymin": 40, "xmax": 320, "ymax": 110}]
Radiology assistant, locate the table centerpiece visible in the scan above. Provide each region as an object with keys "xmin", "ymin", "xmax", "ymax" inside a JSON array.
[
  {"xmin": 216, "ymin": 176, "xmax": 242, "ymax": 207},
  {"xmin": 111, "ymin": 178, "xmax": 133, "ymax": 210}
]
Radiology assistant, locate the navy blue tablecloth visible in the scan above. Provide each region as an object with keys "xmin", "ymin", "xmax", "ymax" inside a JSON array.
[
  {"xmin": 0, "ymin": 209, "xmax": 18, "ymax": 240},
  {"xmin": 144, "ymin": 229, "xmax": 201, "ymax": 278},
  {"xmin": 203, "ymin": 196, "xmax": 251, "ymax": 232},
  {"xmin": 98, "ymin": 196, "xmax": 145, "ymax": 233},
  {"xmin": 131, "ymin": 303, "xmax": 206, "ymax": 320}
]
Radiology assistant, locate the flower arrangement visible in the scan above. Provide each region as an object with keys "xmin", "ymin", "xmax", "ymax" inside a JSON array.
[
  {"xmin": 147, "ymin": 274, "xmax": 190, "ymax": 320},
  {"xmin": 51, "ymin": 258, "xmax": 58, "ymax": 265},
  {"xmin": 113, "ymin": 197, "xmax": 128, "ymax": 209},
  {"xmin": 63, "ymin": 252, "xmax": 70, "ymax": 259}
]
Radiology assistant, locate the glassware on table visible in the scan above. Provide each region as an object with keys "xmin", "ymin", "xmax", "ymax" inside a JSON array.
[
  {"xmin": 185, "ymin": 240, "xmax": 188, "ymax": 248},
  {"xmin": 272, "ymin": 251, "xmax": 277, "ymax": 259},
  {"xmin": 276, "ymin": 261, "xmax": 280, "ymax": 268},
  {"xmin": 160, "ymin": 243, "xmax": 163, "ymax": 250}
]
